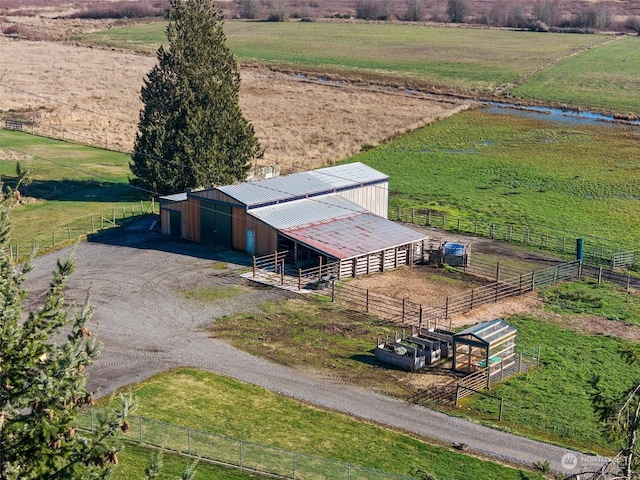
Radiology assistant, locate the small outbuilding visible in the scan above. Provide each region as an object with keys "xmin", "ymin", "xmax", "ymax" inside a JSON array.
[{"xmin": 452, "ymin": 319, "xmax": 517, "ymax": 374}]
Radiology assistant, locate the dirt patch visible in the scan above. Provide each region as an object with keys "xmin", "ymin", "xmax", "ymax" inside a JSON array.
[{"xmin": 0, "ymin": 30, "xmax": 470, "ymax": 173}]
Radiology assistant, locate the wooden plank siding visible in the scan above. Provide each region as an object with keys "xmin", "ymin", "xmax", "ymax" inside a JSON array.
[
  {"xmin": 231, "ymin": 209, "xmax": 278, "ymax": 255},
  {"xmin": 185, "ymin": 198, "xmax": 202, "ymax": 242}
]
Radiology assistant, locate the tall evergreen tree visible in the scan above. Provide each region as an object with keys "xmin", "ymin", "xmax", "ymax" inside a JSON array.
[
  {"xmin": 130, "ymin": 0, "xmax": 262, "ymax": 194},
  {"xmin": 0, "ymin": 185, "xmax": 133, "ymax": 480}
]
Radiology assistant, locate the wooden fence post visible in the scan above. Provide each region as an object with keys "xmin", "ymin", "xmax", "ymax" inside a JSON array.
[
  {"xmin": 252, "ymin": 256, "xmax": 256, "ymax": 278},
  {"xmin": 280, "ymin": 259, "xmax": 284, "ymax": 285},
  {"xmin": 418, "ymin": 305, "xmax": 423, "ymax": 331},
  {"xmin": 67, "ymin": 224, "xmax": 71, "ymax": 240},
  {"xmin": 455, "ymin": 384, "xmax": 460, "ymax": 406},
  {"xmin": 445, "ymin": 296, "xmax": 449, "ymax": 319},
  {"xmin": 598, "ymin": 266, "xmax": 603, "ymax": 285},
  {"xmin": 331, "ymin": 280, "xmax": 335, "ymax": 302},
  {"xmin": 52, "ymin": 230, "xmax": 55, "ymax": 248},
  {"xmin": 495, "ymin": 261, "xmax": 500, "ymax": 282},
  {"xmin": 366, "ymin": 289, "xmax": 369, "ymax": 314},
  {"xmin": 531, "ymin": 271, "xmax": 535, "ymax": 292},
  {"xmin": 536, "ymin": 345, "xmax": 541, "ymax": 366},
  {"xmin": 402, "ymin": 298, "xmax": 405, "ymax": 324},
  {"xmin": 298, "ymin": 269, "xmax": 302, "ymax": 290},
  {"xmin": 470, "ymin": 289, "xmax": 474, "ymax": 309},
  {"xmin": 499, "ymin": 397, "xmax": 504, "ymax": 422}
]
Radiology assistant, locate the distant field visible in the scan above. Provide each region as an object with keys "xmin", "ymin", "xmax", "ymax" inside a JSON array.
[
  {"xmin": 351, "ymin": 108, "xmax": 640, "ymax": 248},
  {"xmin": 76, "ymin": 21, "xmax": 610, "ymax": 96},
  {"xmin": 513, "ymin": 35, "xmax": 640, "ymax": 116},
  {"xmin": 0, "ymin": 130, "xmax": 151, "ymax": 255}
]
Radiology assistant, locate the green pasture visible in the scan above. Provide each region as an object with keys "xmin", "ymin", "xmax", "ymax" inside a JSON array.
[
  {"xmin": 210, "ymin": 285, "xmax": 640, "ymax": 453},
  {"xmin": 117, "ymin": 368, "xmax": 543, "ymax": 480},
  {"xmin": 539, "ymin": 278, "xmax": 640, "ymax": 325},
  {"xmin": 0, "ymin": 130, "xmax": 152, "ymax": 254},
  {"xmin": 513, "ymin": 35, "xmax": 640, "ymax": 116},
  {"xmin": 351, "ymin": 108, "xmax": 640, "ymax": 248},
  {"xmin": 463, "ymin": 311, "xmax": 640, "ymax": 453},
  {"xmin": 75, "ymin": 21, "xmax": 611, "ymax": 96}
]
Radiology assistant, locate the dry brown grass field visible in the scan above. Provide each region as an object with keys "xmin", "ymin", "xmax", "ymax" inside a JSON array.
[{"xmin": 0, "ymin": 12, "xmax": 469, "ymax": 172}]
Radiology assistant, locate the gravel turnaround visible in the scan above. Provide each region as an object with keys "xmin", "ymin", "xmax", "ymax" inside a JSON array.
[{"xmin": 23, "ymin": 219, "xmax": 595, "ymax": 475}]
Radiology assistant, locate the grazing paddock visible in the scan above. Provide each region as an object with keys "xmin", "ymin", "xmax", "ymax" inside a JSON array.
[
  {"xmin": 513, "ymin": 35, "xmax": 640, "ymax": 117},
  {"xmin": 76, "ymin": 20, "xmax": 612, "ymax": 97}
]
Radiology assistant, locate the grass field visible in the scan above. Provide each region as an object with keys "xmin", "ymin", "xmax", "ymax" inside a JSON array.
[
  {"xmin": 115, "ymin": 368, "xmax": 544, "ymax": 480},
  {"xmin": 513, "ymin": 35, "xmax": 640, "ymax": 116},
  {"xmin": 349, "ymin": 108, "xmax": 640, "ymax": 248},
  {"xmin": 463, "ymin": 311, "xmax": 640, "ymax": 453},
  {"xmin": 75, "ymin": 21, "xmax": 614, "ymax": 99},
  {"xmin": 113, "ymin": 443, "xmax": 269, "ymax": 480},
  {"xmin": 0, "ymin": 130, "xmax": 152, "ymax": 255},
  {"xmin": 209, "ymin": 281, "xmax": 640, "ymax": 454}
]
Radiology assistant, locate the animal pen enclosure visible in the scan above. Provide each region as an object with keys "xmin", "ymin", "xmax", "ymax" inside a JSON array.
[{"xmin": 453, "ymin": 319, "xmax": 517, "ymax": 375}]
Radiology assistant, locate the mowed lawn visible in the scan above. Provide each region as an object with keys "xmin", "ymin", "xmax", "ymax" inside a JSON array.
[
  {"xmin": 76, "ymin": 21, "xmax": 611, "ymax": 96},
  {"xmin": 351, "ymin": 108, "xmax": 640, "ymax": 248},
  {"xmin": 513, "ymin": 35, "xmax": 640, "ymax": 116},
  {"xmin": 0, "ymin": 130, "xmax": 151, "ymax": 252}
]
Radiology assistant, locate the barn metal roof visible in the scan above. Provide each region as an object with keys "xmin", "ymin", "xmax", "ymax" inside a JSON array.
[
  {"xmin": 250, "ymin": 195, "xmax": 366, "ymax": 230},
  {"xmin": 159, "ymin": 192, "xmax": 187, "ymax": 203},
  {"xmin": 275, "ymin": 207, "xmax": 428, "ymax": 261},
  {"xmin": 217, "ymin": 162, "xmax": 388, "ymax": 209}
]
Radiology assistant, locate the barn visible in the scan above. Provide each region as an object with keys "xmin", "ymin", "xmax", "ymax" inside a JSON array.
[{"xmin": 159, "ymin": 162, "xmax": 428, "ymax": 278}]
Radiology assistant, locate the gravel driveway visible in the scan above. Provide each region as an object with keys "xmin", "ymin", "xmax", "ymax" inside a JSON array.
[{"xmin": 23, "ymin": 217, "xmax": 593, "ymax": 475}]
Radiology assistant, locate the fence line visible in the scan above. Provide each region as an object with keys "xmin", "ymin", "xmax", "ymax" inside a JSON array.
[
  {"xmin": 77, "ymin": 412, "xmax": 416, "ymax": 480},
  {"xmin": 4, "ymin": 200, "xmax": 157, "ymax": 263},
  {"xmin": 333, "ymin": 260, "xmax": 582, "ymax": 331},
  {"xmin": 391, "ymin": 205, "xmax": 638, "ymax": 270}
]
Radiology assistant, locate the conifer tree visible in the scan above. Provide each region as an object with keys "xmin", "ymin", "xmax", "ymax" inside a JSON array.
[
  {"xmin": 0, "ymin": 185, "xmax": 133, "ymax": 480},
  {"xmin": 130, "ymin": 0, "xmax": 262, "ymax": 194}
]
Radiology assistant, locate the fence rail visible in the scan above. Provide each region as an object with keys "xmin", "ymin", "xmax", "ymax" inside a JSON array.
[
  {"xmin": 3, "ymin": 200, "xmax": 157, "ymax": 263},
  {"xmin": 333, "ymin": 260, "xmax": 582, "ymax": 331},
  {"xmin": 77, "ymin": 412, "xmax": 416, "ymax": 480},
  {"xmin": 391, "ymin": 205, "xmax": 638, "ymax": 270}
]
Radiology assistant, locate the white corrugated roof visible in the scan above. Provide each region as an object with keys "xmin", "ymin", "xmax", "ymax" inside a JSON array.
[
  {"xmin": 217, "ymin": 162, "xmax": 388, "ymax": 209},
  {"xmin": 250, "ymin": 195, "xmax": 366, "ymax": 230}
]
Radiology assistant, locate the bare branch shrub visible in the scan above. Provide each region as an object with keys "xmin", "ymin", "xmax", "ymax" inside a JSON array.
[
  {"xmin": 446, "ymin": 0, "xmax": 469, "ymax": 23},
  {"xmin": 405, "ymin": 0, "xmax": 425, "ymax": 21},
  {"xmin": 267, "ymin": 1, "xmax": 288, "ymax": 21},
  {"xmin": 2, "ymin": 24, "xmax": 54, "ymax": 40},
  {"xmin": 68, "ymin": 1, "xmax": 168, "ymax": 19},
  {"xmin": 355, "ymin": 0, "xmax": 392, "ymax": 20},
  {"xmin": 240, "ymin": 0, "xmax": 260, "ymax": 19}
]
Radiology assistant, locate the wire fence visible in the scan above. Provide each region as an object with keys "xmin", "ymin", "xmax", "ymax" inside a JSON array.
[
  {"xmin": 390, "ymin": 205, "xmax": 639, "ymax": 270},
  {"xmin": 4, "ymin": 200, "xmax": 157, "ymax": 263},
  {"xmin": 77, "ymin": 411, "xmax": 417, "ymax": 480}
]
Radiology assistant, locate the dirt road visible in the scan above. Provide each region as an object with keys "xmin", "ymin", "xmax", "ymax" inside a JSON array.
[{"xmin": 23, "ymin": 218, "xmax": 592, "ymax": 475}]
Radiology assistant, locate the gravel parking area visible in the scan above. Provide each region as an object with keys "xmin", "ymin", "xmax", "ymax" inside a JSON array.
[{"xmin": 23, "ymin": 217, "xmax": 587, "ymax": 474}]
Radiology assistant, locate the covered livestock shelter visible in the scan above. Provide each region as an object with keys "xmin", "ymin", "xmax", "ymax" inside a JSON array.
[
  {"xmin": 452, "ymin": 319, "xmax": 517, "ymax": 375},
  {"xmin": 159, "ymin": 162, "xmax": 427, "ymax": 278}
]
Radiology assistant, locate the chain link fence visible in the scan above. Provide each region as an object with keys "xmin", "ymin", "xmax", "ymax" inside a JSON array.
[{"xmin": 77, "ymin": 411, "xmax": 417, "ymax": 480}]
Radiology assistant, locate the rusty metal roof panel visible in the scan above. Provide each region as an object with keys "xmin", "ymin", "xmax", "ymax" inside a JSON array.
[
  {"xmin": 217, "ymin": 162, "xmax": 388, "ymax": 209},
  {"xmin": 250, "ymin": 195, "xmax": 366, "ymax": 230},
  {"xmin": 280, "ymin": 212, "xmax": 428, "ymax": 260}
]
